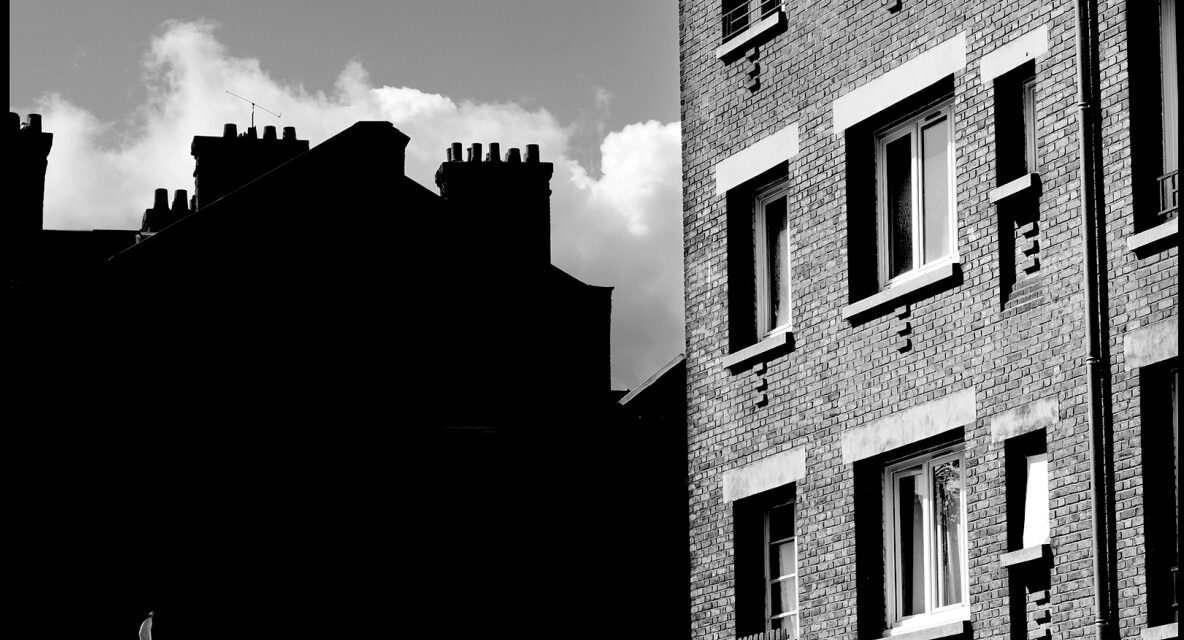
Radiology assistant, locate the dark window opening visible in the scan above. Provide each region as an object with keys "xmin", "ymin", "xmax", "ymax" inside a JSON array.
[
  {"xmin": 727, "ymin": 164, "xmax": 789, "ymax": 352},
  {"xmin": 1004, "ymin": 430, "xmax": 1049, "ymax": 552},
  {"xmin": 734, "ymin": 483, "xmax": 799, "ymax": 638},
  {"xmin": 843, "ymin": 78, "xmax": 956, "ymax": 303},
  {"xmin": 993, "ymin": 61, "xmax": 1038, "ymax": 183},
  {"xmin": 1141, "ymin": 358, "xmax": 1179, "ymax": 626},
  {"xmin": 1127, "ymin": 0, "xmax": 1178, "ymax": 229}
]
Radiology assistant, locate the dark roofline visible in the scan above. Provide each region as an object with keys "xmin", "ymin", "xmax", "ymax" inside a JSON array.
[
  {"xmin": 109, "ymin": 121, "xmax": 413, "ymax": 263},
  {"xmin": 618, "ymin": 352, "xmax": 686, "ymax": 406},
  {"xmin": 547, "ymin": 263, "xmax": 613, "ymax": 292}
]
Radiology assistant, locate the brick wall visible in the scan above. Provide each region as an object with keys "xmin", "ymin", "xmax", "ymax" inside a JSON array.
[{"xmin": 680, "ymin": 0, "xmax": 1177, "ymax": 638}]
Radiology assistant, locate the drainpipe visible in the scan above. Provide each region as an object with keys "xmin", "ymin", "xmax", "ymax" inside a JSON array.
[{"xmin": 1072, "ymin": 0, "xmax": 1111, "ymax": 638}]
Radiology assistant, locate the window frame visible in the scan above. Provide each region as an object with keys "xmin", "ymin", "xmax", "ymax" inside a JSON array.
[
  {"xmin": 875, "ymin": 98, "xmax": 958, "ymax": 290},
  {"xmin": 1021, "ymin": 76, "xmax": 1038, "ymax": 173},
  {"xmin": 1161, "ymin": 0, "xmax": 1177, "ymax": 176},
  {"xmin": 753, "ymin": 179, "xmax": 793, "ymax": 339},
  {"xmin": 882, "ymin": 442, "xmax": 970, "ymax": 632},
  {"xmin": 721, "ymin": 0, "xmax": 784, "ymax": 43},
  {"xmin": 763, "ymin": 498, "xmax": 800, "ymax": 635}
]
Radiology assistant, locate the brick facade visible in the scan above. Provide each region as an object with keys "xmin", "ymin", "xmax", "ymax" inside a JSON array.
[{"xmin": 681, "ymin": 1, "xmax": 1177, "ymax": 639}]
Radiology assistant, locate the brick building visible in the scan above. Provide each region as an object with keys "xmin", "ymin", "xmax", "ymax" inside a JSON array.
[{"xmin": 681, "ymin": 1, "xmax": 1175, "ymax": 640}]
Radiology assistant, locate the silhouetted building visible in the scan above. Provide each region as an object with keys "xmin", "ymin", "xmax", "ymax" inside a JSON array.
[{"xmin": 9, "ymin": 116, "xmax": 685, "ymax": 640}]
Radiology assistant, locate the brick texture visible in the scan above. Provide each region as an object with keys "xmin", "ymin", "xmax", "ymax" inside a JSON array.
[{"xmin": 680, "ymin": 0, "xmax": 1177, "ymax": 638}]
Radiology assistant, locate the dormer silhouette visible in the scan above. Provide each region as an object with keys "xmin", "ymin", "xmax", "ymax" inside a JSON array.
[{"xmin": 190, "ymin": 123, "xmax": 309, "ymax": 210}]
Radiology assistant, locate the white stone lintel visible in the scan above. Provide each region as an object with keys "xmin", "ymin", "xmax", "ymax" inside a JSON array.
[
  {"xmin": 990, "ymin": 397, "xmax": 1059, "ymax": 442},
  {"xmin": 715, "ymin": 123, "xmax": 800, "ymax": 195},
  {"xmin": 832, "ymin": 33, "xmax": 966, "ymax": 135},
  {"xmin": 841, "ymin": 388, "xmax": 976, "ymax": 464},
  {"xmin": 979, "ymin": 26, "xmax": 1050, "ymax": 85},
  {"xmin": 722, "ymin": 446, "xmax": 807, "ymax": 503},
  {"xmin": 1124, "ymin": 316, "xmax": 1179, "ymax": 370}
]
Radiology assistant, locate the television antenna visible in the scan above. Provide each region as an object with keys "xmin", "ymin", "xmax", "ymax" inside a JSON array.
[{"xmin": 225, "ymin": 90, "xmax": 281, "ymax": 128}]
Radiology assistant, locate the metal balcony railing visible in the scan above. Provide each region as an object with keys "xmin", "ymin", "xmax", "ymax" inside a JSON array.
[
  {"xmin": 738, "ymin": 628, "xmax": 794, "ymax": 640},
  {"xmin": 1158, "ymin": 169, "xmax": 1178, "ymax": 220},
  {"xmin": 722, "ymin": 0, "xmax": 782, "ymax": 43}
]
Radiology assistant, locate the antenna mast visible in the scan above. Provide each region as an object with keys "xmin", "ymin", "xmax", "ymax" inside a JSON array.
[{"xmin": 225, "ymin": 90, "xmax": 282, "ymax": 129}]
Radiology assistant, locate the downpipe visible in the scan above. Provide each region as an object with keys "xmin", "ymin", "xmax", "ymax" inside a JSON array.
[{"xmin": 1072, "ymin": 0, "xmax": 1114, "ymax": 638}]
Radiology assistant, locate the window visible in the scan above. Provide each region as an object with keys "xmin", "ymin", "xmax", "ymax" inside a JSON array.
[
  {"xmin": 764, "ymin": 500, "xmax": 800, "ymax": 635},
  {"xmin": 1021, "ymin": 453, "xmax": 1049, "ymax": 547},
  {"xmin": 876, "ymin": 99, "xmax": 956, "ymax": 288},
  {"xmin": 884, "ymin": 444, "xmax": 968, "ymax": 629},
  {"xmin": 735, "ymin": 484, "xmax": 800, "ymax": 638},
  {"xmin": 1158, "ymin": 0, "xmax": 1178, "ymax": 219},
  {"xmin": 1004, "ymin": 431, "xmax": 1050, "ymax": 553},
  {"xmin": 722, "ymin": 0, "xmax": 782, "ymax": 42},
  {"xmin": 1140, "ymin": 359, "xmax": 1179, "ymax": 626},
  {"xmin": 1021, "ymin": 77, "xmax": 1038, "ymax": 174},
  {"xmin": 754, "ymin": 180, "xmax": 791, "ymax": 338}
]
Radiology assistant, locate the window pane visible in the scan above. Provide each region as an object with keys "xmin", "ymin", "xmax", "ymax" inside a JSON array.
[
  {"xmin": 782, "ymin": 613, "xmax": 800, "ymax": 638},
  {"xmin": 932, "ymin": 458, "xmax": 964, "ymax": 607},
  {"xmin": 898, "ymin": 474, "xmax": 925, "ymax": 616},
  {"xmin": 770, "ymin": 575, "xmax": 798, "ymax": 615},
  {"xmin": 1023, "ymin": 80, "xmax": 1037, "ymax": 172},
  {"xmin": 1161, "ymin": 0, "xmax": 1177, "ymax": 171},
  {"xmin": 768, "ymin": 501, "xmax": 794, "ymax": 542},
  {"xmin": 921, "ymin": 117, "xmax": 950, "ymax": 264},
  {"xmin": 885, "ymin": 135, "xmax": 914, "ymax": 278},
  {"xmin": 765, "ymin": 195, "xmax": 790, "ymax": 330},
  {"xmin": 1022, "ymin": 454, "xmax": 1050, "ymax": 547},
  {"xmin": 770, "ymin": 539, "xmax": 797, "ymax": 579}
]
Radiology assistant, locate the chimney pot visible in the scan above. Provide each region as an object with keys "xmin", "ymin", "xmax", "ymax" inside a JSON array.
[
  {"xmin": 450, "ymin": 142, "xmax": 463, "ymax": 162},
  {"xmin": 487, "ymin": 142, "xmax": 501, "ymax": 162},
  {"xmin": 469, "ymin": 143, "xmax": 482, "ymax": 163},
  {"xmin": 263, "ymin": 125, "xmax": 277, "ymax": 140},
  {"xmin": 506, "ymin": 148, "xmax": 522, "ymax": 163},
  {"xmin": 28, "ymin": 114, "xmax": 42, "ymax": 133},
  {"xmin": 246, "ymin": 126, "xmax": 258, "ymax": 139},
  {"xmin": 172, "ymin": 189, "xmax": 189, "ymax": 214},
  {"xmin": 526, "ymin": 144, "xmax": 540, "ymax": 163},
  {"xmin": 153, "ymin": 188, "xmax": 170, "ymax": 211},
  {"xmin": 465, "ymin": 148, "xmax": 473, "ymax": 162},
  {"xmin": 282, "ymin": 126, "xmax": 296, "ymax": 141},
  {"xmin": 9, "ymin": 112, "xmax": 20, "ymax": 131},
  {"xmin": 223, "ymin": 123, "xmax": 237, "ymax": 138}
]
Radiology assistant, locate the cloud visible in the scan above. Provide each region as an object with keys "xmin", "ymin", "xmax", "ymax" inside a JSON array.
[{"xmin": 13, "ymin": 19, "xmax": 683, "ymax": 389}]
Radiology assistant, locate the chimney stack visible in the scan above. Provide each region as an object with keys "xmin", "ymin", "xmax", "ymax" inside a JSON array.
[
  {"xmin": 5, "ymin": 112, "xmax": 54, "ymax": 287},
  {"xmin": 435, "ymin": 141, "xmax": 555, "ymax": 266},
  {"xmin": 191, "ymin": 123, "xmax": 309, "ymax": 209}
]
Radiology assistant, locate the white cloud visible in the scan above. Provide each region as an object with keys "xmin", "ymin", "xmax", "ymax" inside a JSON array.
[{"xmin": 13, "ymin": 19, "xmax": 683, "ymax": 389}]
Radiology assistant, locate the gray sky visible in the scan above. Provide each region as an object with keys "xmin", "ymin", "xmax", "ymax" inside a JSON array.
[{"xmin": 9, "ymin": 0, "xmax": 684, "ymax": 390}]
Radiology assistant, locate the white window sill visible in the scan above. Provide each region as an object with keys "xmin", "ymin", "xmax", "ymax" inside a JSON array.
[
  {"xmin": 998, "ymin": 543, "xmax": 1050, "ymax": 568},
  {"xmin": 722, "ymin": 330, "xmax": 793, "ymax": 371},
  {"xmin": 1141, "ymin": 623, "xmax": 1178, "ymax": 640},
  {"xmin": 884, "ymin": 608, "xmax": 971, "ymax": 640},
  {"xmin": 842, "ymin": 261, "xmax": 961, "ymax": 322},
  {"xmin": 988, "ymin": 172, "xmax": 1041, "ymax": 204},
  {"xmin": 715, "ymin": 10, "xmax": 785, "ymax": 61},
  {"xmin": 1127, "ymin": 217, "xmax": 1178, "ymax": 254}
]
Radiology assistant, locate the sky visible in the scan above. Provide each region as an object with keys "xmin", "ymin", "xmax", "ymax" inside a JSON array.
[{"xmin": 9, "ymin": 0, "xmax": 684, "ymax": 390}]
